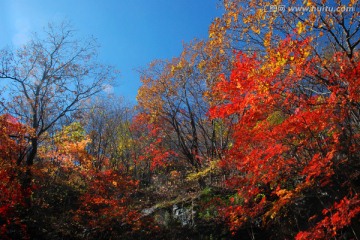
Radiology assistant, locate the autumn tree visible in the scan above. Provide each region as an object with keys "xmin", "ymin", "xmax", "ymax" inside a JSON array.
[
  {"xmin": 208, "ymin": 0, "xmax": 360, "ymax": 238},
  {"xmin": 0, "ymin": 22, "xmax": 117, "ymax": 167},
  {"xmin": 32, "ymin": 120, "xmax": 140, "ymax": 239},
  {"xmin": 85, "ymin": 97, "xmax": 134, "ymax": 172},
  {"xmin": 0, "ymin": 114, "xmax": 32, "ymax": 238},
  {"xmin": 137, "ymin": 42, "xmax": 233, "ymax": 188},
  {"xmin": 207, "ymin": 0, "xmax": 360, "ymax": 63}
]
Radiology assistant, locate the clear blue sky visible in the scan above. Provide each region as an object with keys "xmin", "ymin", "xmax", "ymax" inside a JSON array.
[{"xmin": 0, "ymin": 0, "xmax": 223, "ymax": 103}]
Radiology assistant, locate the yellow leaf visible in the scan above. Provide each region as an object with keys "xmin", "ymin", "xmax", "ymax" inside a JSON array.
[
  {"xmin": 198, "ymin": 60, "xmax": 205, "ymax": 71},
  {"xmin": 296, "ymin": 21, "xmax": 305, "ymax": 34},
  {"xmin": 305, "ymin": 0, "xmax": 313, "ymax": 6},
  {"xmin": 251, "ymin": 26, "xmax": 261, "ymax": 34},
  {"xmin": 264, "ymin": 32, "xmax": 272, "ymax": 47}
]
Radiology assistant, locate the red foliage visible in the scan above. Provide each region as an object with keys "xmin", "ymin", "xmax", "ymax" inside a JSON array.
[
  {"xmin": 74, "ymin": 169, "xmax": 140, "ymax": 232},
  {"xmin": 131, "ymin": 113, "xmax": 176, "ymax": 170},
  {"xmin": 0, "ymin": 114, "xmax": 30, "ymax": 238},
  {"xmin": 210, "ymin": 36, "xmax": 360, "ymax": 237},
  {"xmin": 296, "ymin": 195, "xmax": 360, "ymax": 239}
]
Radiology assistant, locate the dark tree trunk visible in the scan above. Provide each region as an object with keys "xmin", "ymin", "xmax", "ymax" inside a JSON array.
[
  {"xmin": 20, "ymin": 137, "xmax": 38, "ymax": 207},
  {"xmin": 26, "ymin": 137, "xmax": 38, "ymax": 166}
]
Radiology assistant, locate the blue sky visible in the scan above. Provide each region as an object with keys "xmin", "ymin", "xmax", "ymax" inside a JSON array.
[{"xmin": 0, "ymin": 0, "xmax": 223, "ymax": 103}]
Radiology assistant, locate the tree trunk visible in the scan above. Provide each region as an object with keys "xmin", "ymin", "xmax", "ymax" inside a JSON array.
[
  {"xmin": 26, "ymin": 137, "xmax": 38, "ymax": 166},
  {"xmin": 21, "ymin": 137, "xmax": 38, "ymax": 207}
]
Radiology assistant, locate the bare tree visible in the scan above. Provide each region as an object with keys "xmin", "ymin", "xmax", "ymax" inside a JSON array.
[{"xmin": 0, "ymin": 22, "xmax": 117, "ymax": 166}]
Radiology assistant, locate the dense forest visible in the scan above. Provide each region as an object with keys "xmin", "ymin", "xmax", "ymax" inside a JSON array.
[{"xmin": 1, "ymin": 0, "xmax": 360, "ymax": 239}]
